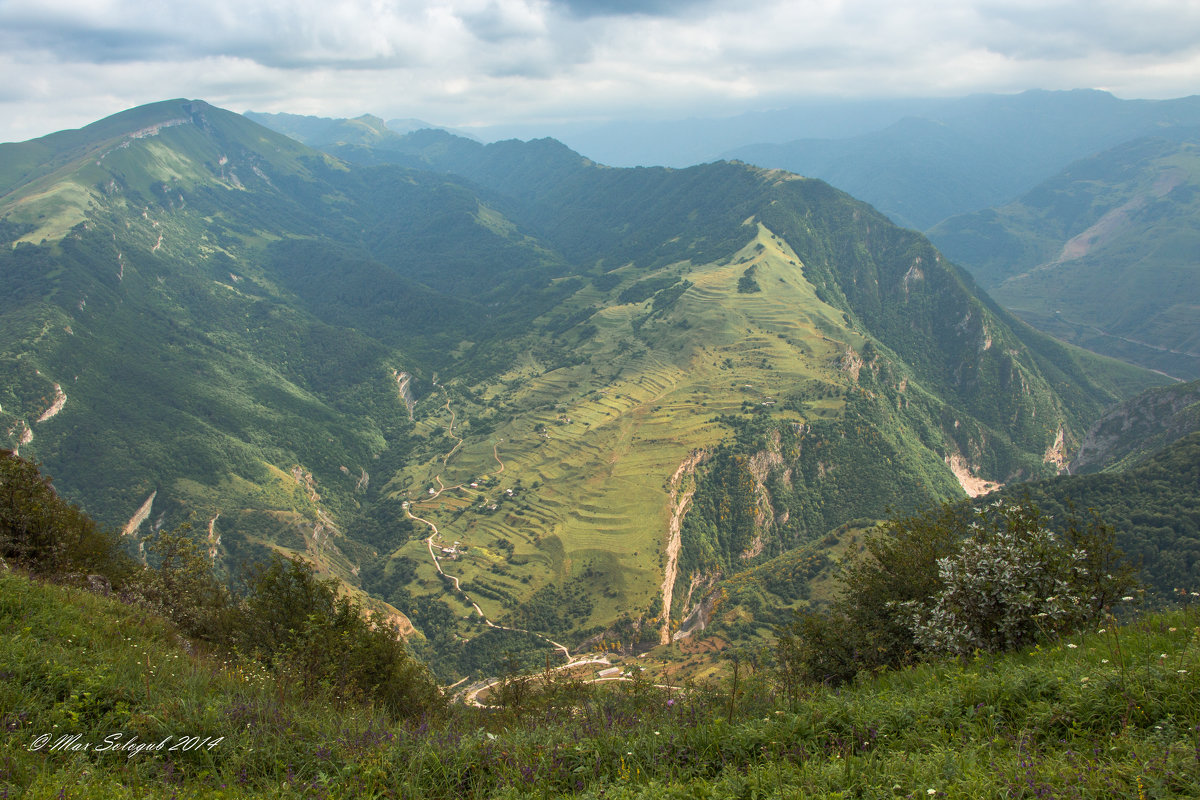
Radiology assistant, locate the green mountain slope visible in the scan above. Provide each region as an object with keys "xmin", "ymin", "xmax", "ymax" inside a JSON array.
[
  {"xmin": 0, "ymin": 99, "xmax": 506, "ymax": 631},
  {"xmin": 1071, "ymin": 380, "xmax": 1200, "ymax": 474},
  {"xmin": 994, "ymin": 432, "xmax": 1200, "ymax": 600},
  {"xmin": 693, "ymin": 429, "xmax": 1200, "ymax": 661},
  {"xmin": 1, "ymin": 100, "xmax": 1165, "ymax": 676},
  {"xmin": 929, "ymin": 132, "xmax": 1200, "ymax": 379}
]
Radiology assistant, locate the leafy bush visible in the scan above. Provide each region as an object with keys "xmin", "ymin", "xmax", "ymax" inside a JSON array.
[
  {"xmin": 233, "ymin": 555, "xmax": 443, "ymax": 719},
  {"xmin": 777, "ymin": 499, "xmax": 1137, "ymax": 685},
  {"xmin": 899, "ymin": 501, "xmax": 1134, "ymax": 655},
  {"xmin": 0, "ymin": 450, "xmax": 130, "ymax": 580}
]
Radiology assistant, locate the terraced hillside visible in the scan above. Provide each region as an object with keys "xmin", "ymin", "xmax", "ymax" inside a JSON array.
[{"xmin": 387, "ymin": 223, "xmax": 862, "ymax": 635}]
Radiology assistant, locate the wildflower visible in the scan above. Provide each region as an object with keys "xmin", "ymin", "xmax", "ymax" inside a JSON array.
[
  {"xmin": 1121, "ymin": 596, "xmax": 1134, "ymax": 602},
  {"xmin": 928, "ymin": 790, "xmax": 937, "ymax": 796},
  {"xmin": 1066, "ymin": 643, "xmax": 1078, "ymax": 648},
  {"xmin": 1169, "ymin": 627, "xmax": 1177, "ymax": 632},
  {"xmin": 1179, "ymin": 670, "xmax": 1189, "ymax": 675},
  {"xmin": 1097, "ymin": 629, "xmax": 1106, "ymax": 634},
  {"xmin": 1101, "ymin": 659, "xmax": 1109, "ymax": 664}
]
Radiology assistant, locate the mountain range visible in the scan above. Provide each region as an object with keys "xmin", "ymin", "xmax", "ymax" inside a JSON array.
[
  {"xmin": 721, "ymin": 90, "xmax": 1200, "ymax": 231},
  {"xmin": 0, "ymin": 98, "xmax": 1178, "ymax": 677},
  {"xmin": 929, "ymin": 131, "xmax": 1200, "ymax": 380}
]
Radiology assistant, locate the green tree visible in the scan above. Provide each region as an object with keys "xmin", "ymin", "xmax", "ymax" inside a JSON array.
[
  {"xmin": 128, "ymin": 524, "xmax": 232, "ymax": 640},
  {"xmin": 902, "ymin": 501, "xmax": 1137, "ymax": 655},
  {"xmin": 0, "ymin": 449, "xmax": 129, "ymax": 579},
  {"xmin": 234, "ymin": 555, "xmax": 443, "ymax": 719}
]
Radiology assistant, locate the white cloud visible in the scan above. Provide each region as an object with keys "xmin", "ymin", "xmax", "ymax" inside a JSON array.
[{"xmin": 0, "ymin": 0, "xmax": 1197, "ymax": 142}]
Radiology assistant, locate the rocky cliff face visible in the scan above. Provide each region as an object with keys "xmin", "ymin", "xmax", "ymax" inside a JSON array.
[{"xmin": 1071, "ymin": 380, "xmax": 1200, "ymax": 473}]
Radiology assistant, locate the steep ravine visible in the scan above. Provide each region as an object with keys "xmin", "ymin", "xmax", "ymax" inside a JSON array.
[{"xmin": 658, "ymin": 450, "xmax": 707, "ymax": 645}]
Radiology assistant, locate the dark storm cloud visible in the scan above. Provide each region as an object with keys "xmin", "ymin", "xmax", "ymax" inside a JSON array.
[{"xmin": 0, "ymin": 16, "xmax": 179, "ymax": 63}]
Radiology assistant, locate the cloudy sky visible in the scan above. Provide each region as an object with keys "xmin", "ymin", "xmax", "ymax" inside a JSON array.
[{"xmin": 1, "ymin": 0, "xmax": 1198, "ymax": 143}]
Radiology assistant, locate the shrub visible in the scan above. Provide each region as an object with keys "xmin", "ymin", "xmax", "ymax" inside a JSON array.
[
  {"xmin": 777, "ymin": 499, "xmax": 1137, "ymax": 684},
  {"xmin": 124, "ymin": 524, "xmax": 234, "ymax": 640},
  {"xmin": 0, "ymin": 449, "xmax": 440, "ymax": 720},
  {"xmin": 234, "ymin": 555, "xmax": 443, "ymax": 719},
  {"xmin": 900, "ymin": 501, "xmax": 1136, "ymax": 655}
]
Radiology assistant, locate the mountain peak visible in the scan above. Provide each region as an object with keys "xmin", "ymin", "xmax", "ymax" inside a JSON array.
[{"xmin": 0, "ymin": 99, "xmax": 315, "ymax": 245}]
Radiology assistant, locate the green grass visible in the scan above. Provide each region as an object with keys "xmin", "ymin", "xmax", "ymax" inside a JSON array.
[{"xmin": 4, "ymin": 567, "xmax": 1199, "ymax": 798}]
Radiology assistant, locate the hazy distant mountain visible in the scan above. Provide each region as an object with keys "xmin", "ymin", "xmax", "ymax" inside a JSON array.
[
  {"xmin": 0, "ymin": 99, "xmax": 1162, "ymax": 674},
  {"xmin": 724, "ymin": 90, "xmax": 1200, "ymax": 230},
  {"xmin": 930, "ymin": 131, "xmax": 1200, "ymax": 380},
  {"xmin": 249, "ymin": 91, "xmax": 1200, "ymax": 234},
  {"xmin": 385, "ymin": 117, "xmax": 477, "ymax": 139},
  {"xmin": 244, "ymin": 110, "xmax": 469, "ymax": 150},
  {"xmin": 468, "ymin": 97, "xmax": 953, "ymax": 168},
  {"xmin": 242, "ymin": 110, "xmax": 396, "ymax": 146}
]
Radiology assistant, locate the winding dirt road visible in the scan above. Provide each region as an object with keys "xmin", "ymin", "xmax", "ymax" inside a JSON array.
[{"xmin": 405, "ymin": 392, "xmax": 575, "ymax": 679}]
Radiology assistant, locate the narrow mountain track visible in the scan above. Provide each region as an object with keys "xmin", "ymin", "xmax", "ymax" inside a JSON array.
[
  {"xmin": 406, "ymin": 390, "xmax": 579, "ymax": 676},
  {"xmin": 434, "ymin": 380, "xmax": 465, "ymax": 468}
]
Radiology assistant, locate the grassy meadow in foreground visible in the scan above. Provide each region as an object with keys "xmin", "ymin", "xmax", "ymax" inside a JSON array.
[{"xmin": 2, "ymin": 566, "xmax": 1198, "ymax": 799}]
